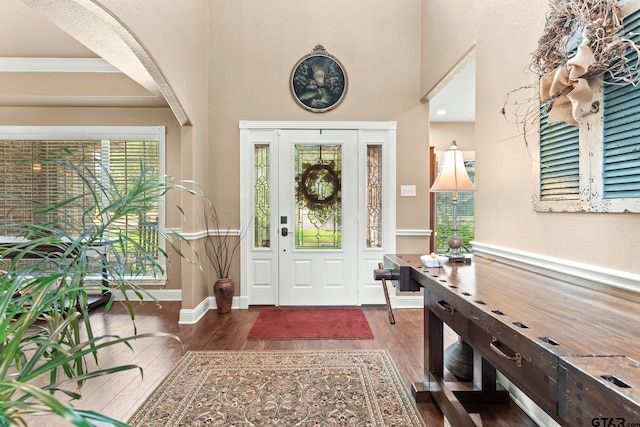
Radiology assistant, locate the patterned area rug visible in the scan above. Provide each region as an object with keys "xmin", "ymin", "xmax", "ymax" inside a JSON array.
[{"xmin": 129, "ymin": 350, "xmax": 424, "ymax": 426}]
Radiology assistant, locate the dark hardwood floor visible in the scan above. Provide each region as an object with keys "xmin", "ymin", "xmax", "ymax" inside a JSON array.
[{"xmin": 37, "ymin": 302, "xmax": 536, "ymax": 426}]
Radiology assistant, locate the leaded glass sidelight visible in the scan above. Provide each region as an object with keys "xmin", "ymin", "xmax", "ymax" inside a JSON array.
[
  {"xmin": 295, "ymin": 144, "xmax": 342, "ymax": 249},
  {"xmin": 366, "ymin": 145, "xmax": 383, "ymax": 248},
  {"xmin": 254, "ymin": 144, "xmax": 270, "ymax": 248}
]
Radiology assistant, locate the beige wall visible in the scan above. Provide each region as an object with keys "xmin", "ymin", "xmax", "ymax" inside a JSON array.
[
  {"xmin": 421, "ymin": 0, "xmax": 640, "ymax": 275},
  {"xmin": 430, "ymin": 122, "xmax": 474, "ymax": 152},
  {"xmin": 94, "ymin": 0, "xmax": 211, "ymax": 307},
  {"xmin": 104, "ymin": 0, "xmax": 431, "ymax": 302},
  {"xmin": 208, "ymin": 0, "xmax": 430, "ymax": 254}
]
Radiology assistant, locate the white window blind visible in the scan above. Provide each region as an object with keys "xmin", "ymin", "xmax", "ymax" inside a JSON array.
[
  {"xmin": 0, "ymin": 140, "xmax": 100, "ymax": 233},
  {"xmin": 107, "ymin": 140, "xmax": 160, "ymax": 262}
]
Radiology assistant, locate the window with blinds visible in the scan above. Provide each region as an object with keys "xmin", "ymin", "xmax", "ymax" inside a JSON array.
[
  {"xmin": 602, "ymin": 8, "xmax": 640, "ymax": 200},
  {"xmin": 0, "ymin": 135, "xmax": 161, "ymax": 275},
  {"xmin": 539, "ymin": 111, "xmax": 580, "ymax": 199}
]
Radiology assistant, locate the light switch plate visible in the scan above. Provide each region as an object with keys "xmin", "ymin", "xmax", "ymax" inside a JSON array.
[{"xmin": 400, "ymin": 185, "xmax": 416, "ymax": 197}]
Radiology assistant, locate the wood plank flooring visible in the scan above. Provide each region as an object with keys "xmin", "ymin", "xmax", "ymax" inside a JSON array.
[{"xmin": 34, "ymin": 302, "xmax": 537, "ymax": 426}]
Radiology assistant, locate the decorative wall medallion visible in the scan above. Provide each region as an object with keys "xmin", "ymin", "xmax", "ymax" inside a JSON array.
[{"xmin": 290, "ymin": 45, "xmax": 347, "ymax": 113}]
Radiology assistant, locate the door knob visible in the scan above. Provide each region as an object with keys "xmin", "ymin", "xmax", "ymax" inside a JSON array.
[{"xmin": 281, "ymin": 227, "xmax": 289, "ymax": 236}]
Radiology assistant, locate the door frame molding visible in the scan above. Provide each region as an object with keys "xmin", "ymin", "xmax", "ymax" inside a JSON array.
[{"xmin": 239, "ymin": 121, "xmax": 397, "ymax": 308}]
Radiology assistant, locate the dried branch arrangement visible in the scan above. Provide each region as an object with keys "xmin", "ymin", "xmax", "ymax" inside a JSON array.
[
  {"xmin": 502, "ymin": 0, "xmax": 640, "ymax": 141},
  {"xmin": 203, "ymin": 200, "xmax": 242, "ymax": 279},
  {"xmin": 533, "ymin": 0, "xmax": 639, "ymax": 82}
]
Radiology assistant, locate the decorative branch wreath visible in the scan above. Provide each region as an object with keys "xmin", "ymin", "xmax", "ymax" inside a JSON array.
[
  {"xmin": 503, "ymin": 0, "xmax": 640, "ymax": 135},
  {"xmin": 299, "ymin": 163, "xmax": 340, "ymax": 205},
  {"xmin": 532, "ymin": 0, "xmax": 638, "ymax": 82}
]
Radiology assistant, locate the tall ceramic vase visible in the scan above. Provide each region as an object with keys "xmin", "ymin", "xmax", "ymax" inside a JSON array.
[{"xmin": 214, "ymin": 277, "xmax": 234, "ymax": 314}]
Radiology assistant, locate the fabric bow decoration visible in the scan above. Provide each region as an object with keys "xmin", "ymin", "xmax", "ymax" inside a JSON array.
[{"xmin": 540, "ymin": 44, "xmax": 594, "ymax": 126}]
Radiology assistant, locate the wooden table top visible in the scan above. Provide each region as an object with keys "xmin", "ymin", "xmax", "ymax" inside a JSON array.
[{"xmin": 384, "ymin": 253, "xmax": 640, "ymax": 403}]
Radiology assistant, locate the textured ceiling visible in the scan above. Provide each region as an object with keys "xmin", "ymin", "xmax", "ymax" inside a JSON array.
[{"xmin": 0, "ymin": 0, "xmax": 168, "ymax": 109}]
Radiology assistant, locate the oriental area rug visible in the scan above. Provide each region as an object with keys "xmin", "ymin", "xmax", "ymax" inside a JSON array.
[
  {"xmin": 247, "ymin": 307, "xmax": 374, "ymax": 340},
  {"xmin": 129, "ymin": 350, "xmax": 425, "ymax": 427}
]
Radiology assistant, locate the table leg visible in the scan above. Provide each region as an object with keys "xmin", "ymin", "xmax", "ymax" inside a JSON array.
[{"xmin": 412, "ymin": 289, "xmax": 441, "ymax": 403}]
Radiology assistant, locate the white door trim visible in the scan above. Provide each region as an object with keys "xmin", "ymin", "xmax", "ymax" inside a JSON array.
[{"xmin": 239, "ymin": 121, "xmax": 397, "ymax": 308}]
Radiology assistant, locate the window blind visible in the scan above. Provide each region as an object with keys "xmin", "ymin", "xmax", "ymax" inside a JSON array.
[
  {"xmin": 0, "ymin": 138, "xmax": 159, "ymax": 272},
  {"xmin": 539, "ymin": 111, "xmax": 580, "ymax": 198},
  {"xmin": 0, "ymin": 140, "xmax": 100, "ymax": 235},
  {"xmin": 108, "ymin": 140, "xmax": 160, "ymax": 260},
  {"xmin": 602, "ymin": 8, "xmax": 640, "ymax": 199}
]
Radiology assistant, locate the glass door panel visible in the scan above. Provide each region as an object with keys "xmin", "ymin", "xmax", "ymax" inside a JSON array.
[{"xmin": 294, "ymin": 144, "xmax": 342, "ymax": 249}]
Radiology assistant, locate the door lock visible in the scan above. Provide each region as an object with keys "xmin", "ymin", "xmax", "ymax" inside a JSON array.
[{"xmin": 281, "ymin": 227, "xmax": 289, "ymax": 236}]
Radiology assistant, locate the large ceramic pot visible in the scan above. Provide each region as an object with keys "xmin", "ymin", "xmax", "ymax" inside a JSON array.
[
  {"xmin": 444, "ymin": 337, "xmax": 473, "ymax": 381},
  {"xmin": 213, "ymin": 277, "xmax": 234, "ymax": 314}
]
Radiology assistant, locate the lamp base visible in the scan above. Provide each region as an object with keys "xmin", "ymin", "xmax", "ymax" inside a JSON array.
[
  {"xmin": 445, "ymin": 235, "xmax": 470, "ymax": 263},
  {"xmin": 447, "ymin": 255, "xmax": 472, "ymax": 264},
  {"xmin": 444, "ymin": 337, "xmax": 474, "ymax": 381}
]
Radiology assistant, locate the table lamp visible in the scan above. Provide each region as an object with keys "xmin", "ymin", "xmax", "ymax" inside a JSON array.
[{"xmin": 430, "ymin": 140, "xmax": 475, "ymax": 263}]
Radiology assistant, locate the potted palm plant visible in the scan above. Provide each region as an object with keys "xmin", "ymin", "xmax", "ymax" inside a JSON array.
[{"xmin": 0, "ymin": 150, "xmax": 196, "ymax": 426}]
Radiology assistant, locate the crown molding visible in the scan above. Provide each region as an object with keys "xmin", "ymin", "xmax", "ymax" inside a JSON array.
[{"xmin": 0, "ymin": 57, "xmax": 120, "ymax": 73}]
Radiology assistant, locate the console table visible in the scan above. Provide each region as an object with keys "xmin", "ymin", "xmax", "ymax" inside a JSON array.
[{"xmin": 376, "ymin": 254, "xmax": 640, "ymax": 426}]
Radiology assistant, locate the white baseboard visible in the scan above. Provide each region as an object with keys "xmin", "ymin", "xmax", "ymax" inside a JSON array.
[
  {"xmin": 178, "ymin": 297, "xmax": 211, "ymax": 324},
  {"xmin": 112, "ymin": 289, "xmax": 244, "ymax": 324},
  {"xmin": 111, "ymin": 287, "xmax": 209, "ymax": 324},
  {"xmin": 115, "ymin": 288, "xmax": 182, "ymax": 301},
  {"xmin": 178, "ymin": 296, "xmax": 243, "ymax": 324},
  {"xmin": 393, "ymin": 294, "xmax": 423, "ymax": 309},
  {"xmin": 472, "ymin": 241, "xmax": 640, "ymax": 293}
]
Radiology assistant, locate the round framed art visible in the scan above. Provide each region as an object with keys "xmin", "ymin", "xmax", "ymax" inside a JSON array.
[{"xmin": 290, "ymin": 45, "xmax": 347, "ymax": 113}]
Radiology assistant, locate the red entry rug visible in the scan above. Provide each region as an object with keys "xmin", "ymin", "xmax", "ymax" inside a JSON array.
[{"xmin": 247, "ymin": 307, "xmax": 374, "ymax": 340}]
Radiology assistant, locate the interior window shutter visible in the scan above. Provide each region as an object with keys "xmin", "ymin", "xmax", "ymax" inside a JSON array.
[
  {"xmin": 602, "ymin": 9, "xmax": 640, "ymax": 200},
  {"xmin": 539, "ymin": 111, "xmax": 580, "ymax": 198}
]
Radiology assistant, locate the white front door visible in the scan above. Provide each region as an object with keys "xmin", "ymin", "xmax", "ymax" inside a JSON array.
[
  {"xmin": 278, "ymin": 129, "xmax": 358, "ymax": 305},
  {"xmin": 240, "ymin": 121, "xmax": 396, "ymax": 308}
]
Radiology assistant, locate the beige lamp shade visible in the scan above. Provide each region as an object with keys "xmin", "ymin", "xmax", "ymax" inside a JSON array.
[{"xmin": 430, "ymin": 141, "xmax": 476, "ymax": 193}]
